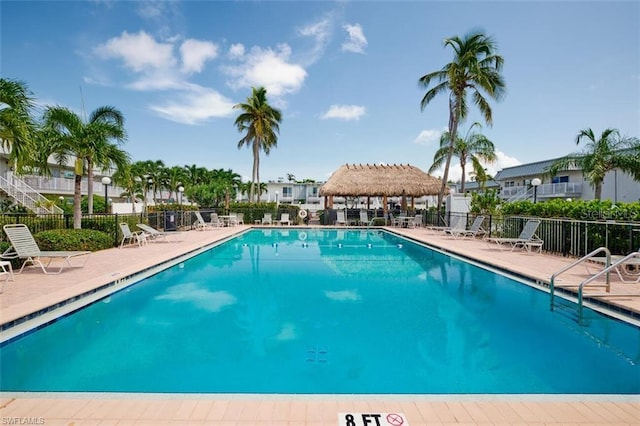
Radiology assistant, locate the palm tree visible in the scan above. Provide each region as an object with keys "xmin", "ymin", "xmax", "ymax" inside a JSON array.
[
  {"xmin": 234, "ymin": 87, "xmax": 282, "ymax": 203},
  {"xmin": 112, "ymin": 163, "xmax": 144, "ymax": 213},
  {"xmin": 0, "ymin": 78, "xmax": 37, "ymax": 171},
  {"xmin": 549, "ymin": 128, "xmax": 640, "ymax": 200},
  {"xmin": 419, "ymin": 31, "xmax": 505, "ymax": 208},
  {"xmin": 428, "ymin": 122, "xmax": 497, "ymax": 193},
  {"xmin": 42, "ymin": 105, "xmax": 128, "ymax": 228}
]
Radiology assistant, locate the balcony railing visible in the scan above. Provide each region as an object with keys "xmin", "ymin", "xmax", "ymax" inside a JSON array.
[{"xmin": 501, "ymin": 182, "xmax": 583, "ymax": 201}]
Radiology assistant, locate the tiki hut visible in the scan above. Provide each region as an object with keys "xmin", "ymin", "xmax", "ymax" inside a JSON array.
[{"xmin": 319, "ymin": 163, "xmax": 447, "ymax": 213}]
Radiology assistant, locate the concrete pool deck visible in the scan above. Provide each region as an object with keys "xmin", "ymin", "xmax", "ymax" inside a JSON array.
[{"xmin": 1, "ymin": 225, "xmax": 639, "ymax": 424}]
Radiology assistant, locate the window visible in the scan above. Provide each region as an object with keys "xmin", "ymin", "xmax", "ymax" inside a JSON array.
[
  {"xmin": 282, "ymin": 187, "xmax": 292, "ymax": 197},
  {"xmin": 310, "ymin": 187, "xmax": 318, "ymax": 196},
  {"xmin": 504, "ymin": 181, "xmax": 515, "ymax": 187},
  {"xmin": 552, "ymin": 176, "xmax": 569, "ymax": 184}
]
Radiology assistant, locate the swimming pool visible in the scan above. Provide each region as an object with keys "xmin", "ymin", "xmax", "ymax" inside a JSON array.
[{"xmin": 1, "ymin": 229, "xmax": 639, "ymax": 393}]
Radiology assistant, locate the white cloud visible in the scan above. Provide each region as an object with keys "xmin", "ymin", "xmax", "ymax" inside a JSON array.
[
  {"xmin": 320, "ymin": 105, "xmax": 366, "ymax": 121},
  {"xmin": 298, "ymin": 18, "xmax": 332, "ymax": 65},
  {"xmin": 94, "ymin": 30, "xmax": 175, "ymax": 72},
  {"xmin": 150, "ymin": 86, "xmax": 235, "ymax": 124},
  {"xmin": 342, "ymin": 24, "xmax": 367, "ymax": 54},
  {"xmin": 228, "ymin": 43, "xmax": 245, "ymax": 59},
  {"xmin": 413, "ymin": 129, "xmax": 443, "ymax": 145},
  {"xmin": 224, "ymin": 44, "xmax": 307, "ymax": 97},
  {"xmin": 180, "ymin": 39, "xmax": 218, "ymax": 74},
  {"xmin": 429, "ymin": 150, "xmax": 522, "ymax": 182}
]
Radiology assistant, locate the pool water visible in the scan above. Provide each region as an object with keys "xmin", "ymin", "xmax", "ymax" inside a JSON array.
[{"xmin": 1, "ymin": 229, "xmax": 639, "ymax": 393}]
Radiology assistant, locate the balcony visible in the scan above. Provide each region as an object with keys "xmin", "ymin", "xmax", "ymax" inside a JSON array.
[
  {"xmin": 501, "ymin": 182, "xmax": 583, "ymax": 201},
  {"xmin": 20, "ymin": 175, "xmax": 124, "ymax": 198}
]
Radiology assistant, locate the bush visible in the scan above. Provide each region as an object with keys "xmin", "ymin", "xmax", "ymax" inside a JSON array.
[{"xmin": 34, "ymin": 229, "xmax": 113, "ymax": 252}]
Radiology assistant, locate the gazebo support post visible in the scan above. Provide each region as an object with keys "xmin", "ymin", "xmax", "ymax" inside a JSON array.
[{"xmin": 383, "ymin": 195, "xmax": 388, "ymax": 223}]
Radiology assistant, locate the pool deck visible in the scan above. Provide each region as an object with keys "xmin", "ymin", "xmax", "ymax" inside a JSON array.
[{"xmin": 1, "ymin": 225, "xmax": 639, "ymax": 424}]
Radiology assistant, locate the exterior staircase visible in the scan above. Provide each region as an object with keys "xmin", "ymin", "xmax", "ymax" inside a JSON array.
[{"xmin": 0, "ymin": 173, "xmax": 64, "ymax": 215}]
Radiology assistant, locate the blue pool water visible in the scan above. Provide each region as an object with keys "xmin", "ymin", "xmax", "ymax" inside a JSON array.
[{"xmin": 1, "ymin": 229, "xmax": 639, "ymax": 394}]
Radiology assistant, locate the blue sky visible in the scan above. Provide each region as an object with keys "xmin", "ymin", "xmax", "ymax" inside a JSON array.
[{"xmin": 2, "ymin": 0, "xmax": 639, "ymax": 183}]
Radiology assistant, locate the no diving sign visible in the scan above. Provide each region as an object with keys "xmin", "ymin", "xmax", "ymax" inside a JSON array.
[{"xmin": 338, "ymin": 412, "xmax": 409, "ymax": 426}]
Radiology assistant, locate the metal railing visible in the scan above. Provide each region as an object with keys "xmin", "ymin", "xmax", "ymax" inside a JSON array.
[{"xmin": 0, "ymin": 175, "xmax": 63, "ymax": 215}]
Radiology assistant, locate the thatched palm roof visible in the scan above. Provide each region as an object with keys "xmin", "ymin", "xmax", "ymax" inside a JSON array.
[{"xmin": 319, "ymin": 163, "xmax": 447, "ymax": 197}]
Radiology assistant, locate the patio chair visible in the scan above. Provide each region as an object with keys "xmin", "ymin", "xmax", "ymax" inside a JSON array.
[
  {"xmin": 136, "ymin": 223, "xmax": 181, "ymax": 242},
  {"xmin": 194, "ymin": 211, "xmax": 215, "ymax": 230},
  {"xmin": 335, "ymin": 210, "xmax": 348, "ymax": 226},
  {"xmin": 1, "ymin": 224, "xmax": 91, "ymax": 274},
  {"xmin": 407, "ymin": 214, "xmax": 423, "ymax": 228},
  {"xmin": 120, "ymin": 223, "xmax": 148, "ymax": 248},
  {"xmin": 227, "ymin": 213, "xmax": 241, "ymax": 226},
  {"xmin": 445, "ymin": 215, "xmax": 486, "ymax": 239},
  {"xmin": 278, "ymin": 213, "xmax": 291, "ymax": 226},
  {"xmin": 358, "ymin": 210, "xmax": 371, "ymax": 226},
  {"xmin": 210, "ymin": 213, "xmax": 225, "ymax": 227},
  {"xmin": 262, "ymin": 213, "xmax": 273, "ymax": 225},
  {"xmin": 486, "ymin": 219, "xmax": 543, "ymax": 252},
  {"xmin": 236, "ymin": 212, "xmax": 245, "ymax": 225},
  {"xmin": 586, "ymin": 252, "xmax": 640, "ymax": 284}
]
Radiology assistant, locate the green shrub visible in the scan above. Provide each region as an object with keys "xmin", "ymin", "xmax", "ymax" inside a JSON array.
[{"xmin": 34, "ymin": 229, "xmax": 113, "ymax": 252}]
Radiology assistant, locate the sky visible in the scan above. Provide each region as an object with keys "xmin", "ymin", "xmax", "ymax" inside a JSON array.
[{"xmin": 2, "ymin": 0, "xmax": 639, "ymax": 184}]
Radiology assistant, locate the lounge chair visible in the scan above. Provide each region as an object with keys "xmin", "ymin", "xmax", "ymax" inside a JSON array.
[
  {"xmin": 358, "ymin": 210, "xmax": 371, "ymax": 226},
  {"xmin": 236, "ymin": 213, "xmax": 244, "ymax": 225},
  {"xmin": 262, "ymin": 213, "xmax": 273, "ymax": 225},
  {"xmin": 120, "ymin": 223, "xmax": 147, "ymax": 248},
  {"xmin": 486, "ymin": 219, "xmax": 543, "ymax": 252},
  {"xmin": 425, "ymin": 215, "xmax": 465, "ymax": 233},
  {"xmin": 587, "ymin": 252, "xmax": 640, "ymax": 283},
  {"xmin": 136, "ymin": 223, "xmax": 181, "ymax": 242},
  {"xmin": 278, "ymin": 213, "xmax": 291, "ymax": 226},
  {"xmin": 335, "ymin": 210, "xmax": 348, "ymax": 226},
  {"xmin": 445, "ymin": 215, "xmax": 486, "ymax": 239},
  {"xmin": 194, "ymin": 211, "xmax": 215, "ymax": 230},
  {"xmin": 1, "ymin": 224, "xmax": 91, "ymax": 274}
]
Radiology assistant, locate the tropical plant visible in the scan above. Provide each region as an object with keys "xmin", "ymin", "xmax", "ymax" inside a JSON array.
[
  {"xmin": 548, "ymin": 128, "xmax": 640, "ymax": 201},
  {"xmin": 0, "ymin": 78, "xmax": 37, "ymax": 171},
  {"xmin": 429, "ymin": 122, "xmax": 497, "ymax": 193},
  {"xmin": 41, "ymin": 105, "xmax": 129, "ymax": 228},
  {"xmin": 419, "ymin": 31, "xmax": 505, "ymax": 208},
  {"xmin": 234, "ymin": 86, "xmax": 282, "ymax": 203}
]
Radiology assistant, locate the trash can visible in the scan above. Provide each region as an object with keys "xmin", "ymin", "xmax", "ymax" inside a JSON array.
[{"xmin": 163, "ymin": 211, "xmax": 176, "ymax": 231}]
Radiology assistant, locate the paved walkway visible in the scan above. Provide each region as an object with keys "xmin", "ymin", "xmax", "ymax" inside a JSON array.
[{"xmin": 1, "ymin": 225, "xmax": 638, "ymax": 424}]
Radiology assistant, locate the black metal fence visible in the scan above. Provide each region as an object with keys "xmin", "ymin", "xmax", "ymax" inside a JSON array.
[{"xmin": 1, "ymin": 208, "xmax": 638, "ymax": 256}]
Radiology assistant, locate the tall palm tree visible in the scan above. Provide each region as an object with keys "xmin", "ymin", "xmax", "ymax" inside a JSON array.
[
  {"xmin": 419, "ymin": 31, "xmax": 505, "ymax": 208},
  {"xmin": 42, "ymin": 105, "xmax": 128, "ymax": 228},
  {"xmin": 112, "ymin": 163, "xmax": 144, "ymax": 213},
  {"xmin": 234, "ymin": 87, "xmax": 282, "ymax": 203},
  {"xmin": 549, "ymin": 128, "xmax": 640, "ymax": 200},
  {"xmin": 0, "ymin": 78, "xmax": 37, "ymax": 171},
  {"xmin": 428, "ymin": 122, "xmax": 497, "ymax": 193}
]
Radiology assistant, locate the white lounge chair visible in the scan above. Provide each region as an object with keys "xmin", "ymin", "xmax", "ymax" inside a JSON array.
[
  {"xmin": 445, "ymin": 215, "xmax": 486, "ymax": 239},
  {"xmin": 358, "ymin": 210, "xmax": 372, "ymax": 226},
  {"xmin": 262, "ymin": 213, "xmax": 273, "ymax": 225},
  {"xmin": 335, "ymin": 210, "xmax": 348, "ymax": 226},
  {"xmin": 278, "ymin": 213, "xmax": 291, "ymax": 226},
  {"xmin": 136, "ymin": 223, "xmax": 181, "ymax": 242},
  {"xmin": 1, "ymin": 224, "xmax": 91, "ymax": 274},
  {"xmin": 486, "ymin": 219, "xmax": 543, "ymax": 252},
  {"xmin": 587, "ymin": 252, "xmax": 640, "ymax": 283},
  {"xmin": 120, "ymin": 223, "xmax": 147, "ymax": 248},
  {"xmin": 194, "ymin": 211, "xmax": 215, "ymax": 230},
  {"xmin": 407, "ymin": 214, "xmax": 423, "ymax": 228}
]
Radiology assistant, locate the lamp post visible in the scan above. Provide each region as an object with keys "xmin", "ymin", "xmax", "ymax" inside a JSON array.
[
  {"xmin": 275, "ymin": 190, "xmax": 279, "ymax": 206},
  {"xmin": 101, "ymin": 176, "xmax": 111, "ymax": 213},
  {"xmin": 531, "ymin": 178, "xmax": 541, "ymax": 204},
  {"xmin": 178, "ymin": 186, "xmax": 184, "ymax": 207}
]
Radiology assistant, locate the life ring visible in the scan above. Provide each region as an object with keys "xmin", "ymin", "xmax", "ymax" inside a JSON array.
[
  {"xmin": 298, "ymin": 209, "xmax": 308, "ymax": 219},
  {"xmin": 299, "ymin": 232, "xmax": 307, "ymax": 241}
]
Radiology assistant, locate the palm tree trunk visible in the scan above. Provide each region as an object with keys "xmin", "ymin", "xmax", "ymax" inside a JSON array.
[
  {"xmin": 438, "ymin": 100, "xmax": 460, "ymax": 208},
  {"xmin": 460, "ymin": 161, "xmax": 466, "ymax": 193},
  {"xmin": 74, "ymin": 174, "xmax": 82, "ymax": 229},
  {"xmin": 595, "ymin": 183, "xmax": 602, "ymax": 201},
  {"xmin": 87, "ymin": 159, "xmax": 94, "ymax": 214},
  {"xmin": 252, "ymin": 142, "xmax": 260, "ymax": 203}
]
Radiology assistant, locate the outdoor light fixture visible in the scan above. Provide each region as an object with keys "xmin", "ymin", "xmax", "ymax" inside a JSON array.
[
  {"xmin": 101, "ymin": 176, "xmax": 112, "ymax": 213},
  {"xmin": 531, "ymin": 178, "xmax": 541, "ymax": 203},
  {"xmin": 178, "ymin": 186, "xmax": 184, "ymax": 206}
]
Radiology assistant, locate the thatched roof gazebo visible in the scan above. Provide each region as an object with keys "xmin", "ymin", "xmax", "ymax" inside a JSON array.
[{"xmin": 319, "ymin": 163, "xmax": 447, "ymax": 213}]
